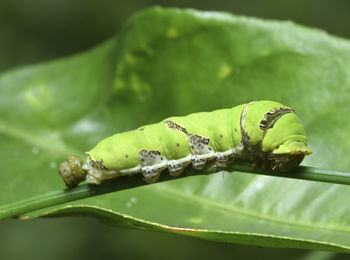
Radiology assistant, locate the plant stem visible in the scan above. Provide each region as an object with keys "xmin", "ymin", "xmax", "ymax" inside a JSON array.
[{"xmin": 1, "ymin": 161, "xmax": 350, "ymax": 220}]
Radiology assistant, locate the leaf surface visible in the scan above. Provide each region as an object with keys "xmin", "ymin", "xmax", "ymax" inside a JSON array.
[{"xmin": 1, "ymin": 7, "xmax": 350, "ymax": 251}]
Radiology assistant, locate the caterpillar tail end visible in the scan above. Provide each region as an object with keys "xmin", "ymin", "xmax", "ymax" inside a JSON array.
[{"xmin": 59, "ymin": 155, "xmax": 87, "ymax": 188}]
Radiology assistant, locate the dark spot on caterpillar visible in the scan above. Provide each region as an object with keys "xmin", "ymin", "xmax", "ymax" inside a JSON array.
[
  {"xmin": 176, "ymin": 143, "xmax": 180, "ymax": 147},
  {"xmin": 139, "ymin": 128, "xmax": 144, "ymax": 131},
  {"xmin": 125, "ymin": 154, "xmax": 128, "ymax": 158},
  {"xmin": 234, "ymin": 128, "xmax": 237, "ymax": 132},
  {"xmin": 141, "ymin": 158, "xmax": 144, "ymax": 162},
  {"xmin": 209, "ymin": 148, "xmax": 213, "ymax": 151},
  {"xmin": 220, "ymin": 134, "xmax": 223, "ymax": 138}
]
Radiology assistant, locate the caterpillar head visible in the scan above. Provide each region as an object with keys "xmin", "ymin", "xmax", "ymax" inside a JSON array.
[
  {"xmin": 261, "ymin": 113, "xmax": 312, "ymax": 172},
  {"xmin": 59, "ymin": 155, "xmax": 87, "ymax": 188}
]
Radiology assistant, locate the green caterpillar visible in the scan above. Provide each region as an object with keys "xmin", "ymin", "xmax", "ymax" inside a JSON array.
[{"xmin": 59, "ymin": 100, "xmax": 312, "ymax": 188}]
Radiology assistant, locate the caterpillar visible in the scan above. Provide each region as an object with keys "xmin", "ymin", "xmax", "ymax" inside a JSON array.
[{"xmin": 59, "ymin": 100, "xmax": 312, "ymax": 188}]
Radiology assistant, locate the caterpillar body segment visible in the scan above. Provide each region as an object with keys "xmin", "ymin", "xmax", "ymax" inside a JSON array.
[{"xmin": 59, "ymin": 101, "xmax": 311, "ymax": 188}]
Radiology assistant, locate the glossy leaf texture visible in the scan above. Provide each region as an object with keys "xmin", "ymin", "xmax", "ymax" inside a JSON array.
[{"xmin": 1, "ymin": 7, "xmax": 350, "ymax": 251}]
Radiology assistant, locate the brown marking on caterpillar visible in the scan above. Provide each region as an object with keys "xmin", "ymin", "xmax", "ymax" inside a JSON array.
[
  {"xmin": 189, "ymin": 134, "xmax": 210, "ymax": 153},
  {"xmin": 138, "ymin": 128, "xmax": 144, "ymax": 131},
  {"xmin": 164, "ymin": 120, "xmax": 189, "ymax": 135},
  {"xmin": 215, "ymin": 153, "xmax": 234, "ymax": 168},
  {"xmin": 139, "ymin": 150, "xmax": 163, "ymax": 166},
  {"xmin": 259, "ymin": 107, "xmax": 295, "ymax": 130},
  {"xmin": 91, "ymin": 158, "xmax": 109, "ymax": 170},
  {"xmin": 240, "ymin": 101, "xmax": 255, "ymax": 147},
  {"xmin": 138, "ymin": 149, "xmax": 167, "ymax": 183},
  {"xmin": 188, "ymin": 134, "xmax": 214, "ymax": 169}
]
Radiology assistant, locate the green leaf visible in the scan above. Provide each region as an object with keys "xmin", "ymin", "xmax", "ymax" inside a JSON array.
[{"xmin": 1, "ymin": 7, "xmax": 350, "ymax": 251}]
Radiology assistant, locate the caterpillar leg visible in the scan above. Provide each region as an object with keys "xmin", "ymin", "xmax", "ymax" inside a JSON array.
[
  {"xmin": 215, "ymin": 153, "xmax": 234, "ymax": 168},
  {"xmin": 251, "ymin": 157, "xmax": 272, "ymax": 171},
  {"xmin": 141, "ymin": 167, "xmax": 161, "ymax": 183},
  {"xmin": 167, "ymin": 162, "xmax": 185, "ymax": 176},
  {"xmin": 252, "ymin": 158, "xmax": 259, "ymax": 170},
  {"xmin": 85, "ymin": 168, "xmax": 120, "ymax": 184},
  {"xmin": 86, "ymin": 172, "xmax": 102, "ymax": 184},
  {"xmin": 138, "ymin": 149, "xmax": 167, "ymax": 183},
  {"xmin": 167, "ymin": 156, "xmax": 190, "ymax": 177}
]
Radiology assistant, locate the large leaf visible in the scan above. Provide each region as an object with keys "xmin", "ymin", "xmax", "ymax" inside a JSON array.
[{"xmin": 1, "ymin": 7, "xmax": 350, "ymax": 251}]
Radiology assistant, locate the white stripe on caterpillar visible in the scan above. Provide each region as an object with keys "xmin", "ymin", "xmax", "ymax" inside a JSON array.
[{"xmin": 83, "ymin": 143, "xmax": 244, "ymax": 184}]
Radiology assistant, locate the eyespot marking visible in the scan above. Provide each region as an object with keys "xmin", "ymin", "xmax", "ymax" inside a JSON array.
[{"xmin": 259, "ymin": 107, "xmax": 295, "ymax": 130}]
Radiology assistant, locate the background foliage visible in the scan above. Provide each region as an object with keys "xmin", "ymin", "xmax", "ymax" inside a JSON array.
[{"xmin": 1, "ymin": 1, "xmax": 350, "ymax": 259}]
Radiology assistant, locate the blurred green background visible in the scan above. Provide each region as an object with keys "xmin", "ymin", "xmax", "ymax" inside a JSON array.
[{"xmin": 1, "ymin": 0, "xmax": 350, "ymax": 259}]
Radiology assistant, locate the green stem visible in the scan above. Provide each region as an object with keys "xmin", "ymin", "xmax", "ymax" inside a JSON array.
[{"xmin": 1, "ymin": 161, "xmax": 350, "ymax": 220}]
